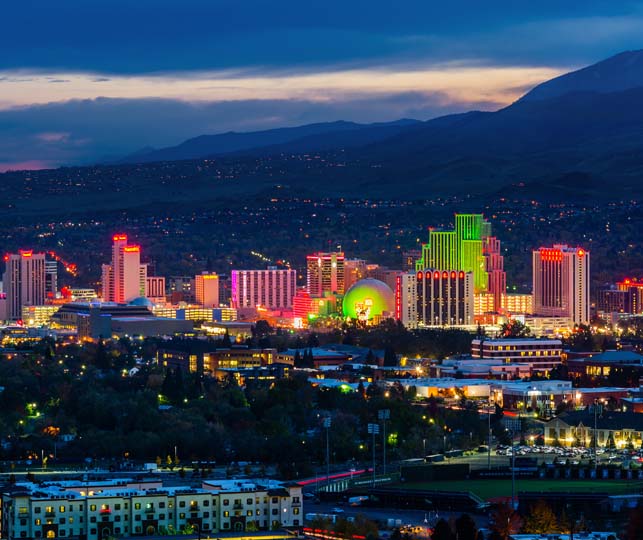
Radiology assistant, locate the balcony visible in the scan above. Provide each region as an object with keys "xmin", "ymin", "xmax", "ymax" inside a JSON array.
[
  {"xmin": 189, "ymin": 505, "xmax": 200, "ymax": 512},
  {"xmin": 232, "ymin": 504, "xmax": 243, "ymax": 510},
  {"xmin": 145, "ymin": 507, "xmax": 155, "ymax": 514},
  {"xmin": 45, "ymin": 511, "xmax": 56, "ymax": 518}
]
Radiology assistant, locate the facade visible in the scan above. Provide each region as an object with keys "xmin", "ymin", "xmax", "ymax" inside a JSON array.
[
  {"xmin": 532, "ymin": 244, "xmax": 590, "ymax": 325},
  {"xmin": 145, "ymin": 277, "xmax": 166, "ymax": 304},
  {"xmin": 415, "ymin": 214, "xmax": 506, "ymax": 307},
  {"xmin": 45, "ymin": 260, "xmax": 58, "ymax": 299},
  {"xmin": 158, "ymin": 345, "xmax": 279, "ymax": 375},
  {"xmin": 101, "ymin": 235, "xmax": 147, "ymax": 304},
  {"xmin": 343, "ymin": 259, "xmax": 367, "ymax": 291},
  {"xmin": 306, "ymin": 252, "xmax": 345, "ymax": 297},
  {"xmin": 0, "ymin": 479, "xmax": 303, "ymax": 540},
  {"xmin": 471, "ymin": 338, "xmax": 563, "ymax": 371},
  {"xmin": 544, "ymin": 410, "xmax": 643, "ymax": 448},
  {"xmin": 397, "ymin": 270, "xmax": 474, "ymax": 327},
  {"xmin": 3, "ymin": 250, "xmax": 46, "ymax": 320},
  {"xmin": 21, "ymin": 305, "xmax": 61, "ymax": 327},
  {"xmin": 194, "ymin": 273, "xmax": 219, "ymax": 308},
  {"xmin": 230, "ymin": 268, "xmax": 296, "ymax": 310},
  {"xmin": 502, "ymin": 293, "xmax": 533, "ymax": 315}
]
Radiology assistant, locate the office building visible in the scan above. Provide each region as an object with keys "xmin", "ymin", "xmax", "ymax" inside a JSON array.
[
  {"xmin": 195, "ymin": 273, "xmax": 219, "ymax": 308},
  {"xmin": 3, "ymin": 250, "xmax": 46, "ymax": 320},
  {"xmin": 471, "ymin": 337, "xmax": 563, "ymax": 371},
  {"xmin": 231, "ymin": 268, "xmax": 296, "ymax": 310},
  {"xmin": 306, "ymin": 252, "xmax": 345, "ymax": 296},
  {"xmin": 101, "ymin": 234, "xmax": 146, "ymax": 303},
  {"xmin": 396, "ymin": 270, "xmax": 474, "ymax": 328},
  {"xmin": 532, "ymin": 244, "xmax": 590, "ymax": 325}
]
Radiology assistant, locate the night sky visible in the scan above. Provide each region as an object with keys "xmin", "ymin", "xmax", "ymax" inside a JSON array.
[{"xmin": 2, "ymin": 0, "xmax": 643, "ymax": 169}]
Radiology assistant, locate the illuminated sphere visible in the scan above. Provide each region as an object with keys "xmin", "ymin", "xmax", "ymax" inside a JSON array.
[
  {"xmin": 129, "ymin": 297, "xmax": 154, "ymax": 308},
  {"xmin": 342, "ymin": 278, "xmax": 395, "ymax": 320}
]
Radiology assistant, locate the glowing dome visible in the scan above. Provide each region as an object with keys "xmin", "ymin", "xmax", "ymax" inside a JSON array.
[
  {"xmin": 342, "ymin": 278, "xmax": 395, "ymax": 321},
  {"xmin": 129, "ymin": 296, "xmax": 154, "ymax": 308}
]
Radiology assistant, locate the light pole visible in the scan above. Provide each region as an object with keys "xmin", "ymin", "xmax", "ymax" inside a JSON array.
[
  {"xmin": 422, "ymin": 438, "xmax": 426, "ymax": 458},
  {"xmin": 367, "ymin": 423, "xmax": 380, "ymax": 487},
  {"xmin": 488, "ymin": 397, "xmax": 494, "ymax": 470},
  {"xmin": 378, "ymin": 409, "xmax": 390, "ymax": 475},
  {"xmin": 323, "ymin": 417, "xmax": 331, "ymax": 489}
]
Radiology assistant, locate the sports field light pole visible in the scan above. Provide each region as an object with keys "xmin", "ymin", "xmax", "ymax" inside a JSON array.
[
  {"xmin": 368, "ymin": 423, "xmax": 380, "ymax": 487},
  {"xmin": 323, "ymin": 417, "xmax": 331, "ymax": 489},
  {"xmin": 487, "ymin": 397, "xmax": 494, "ymax": 470},
  {"xmin": 378, "ymin": 409, "xmax": 390, "ymax": 475}
]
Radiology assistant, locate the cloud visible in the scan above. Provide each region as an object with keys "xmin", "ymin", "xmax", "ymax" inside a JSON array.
[{"xmin": 0, "ymin": 91, "xmax": 506, "ymax": 168}]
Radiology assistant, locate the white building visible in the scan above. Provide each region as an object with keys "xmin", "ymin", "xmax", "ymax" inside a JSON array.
[
  {"xmin": 231, "ymin": 268, "xmax": 296, "ymax": 310},
  {"xmin": 101, "ymin": 235, "xmax": 146, "ymax": 303},
  {"xmin": 471, "ymin": 338, "xmax": 563, "ymax": 372},
  {"xmin": 195, "ymin": 273, "xmax": 219, "ymax": 308},
  {"xmin": 0, "ymin": 478, "xmax": 302, "ymax": 540},
  {"xmin": 3, "ymin": 250, "xmax": 46, "ymax": 320}
]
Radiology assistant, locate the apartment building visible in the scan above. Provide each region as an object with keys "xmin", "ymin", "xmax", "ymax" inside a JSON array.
[{"xmin": 0, "ymin": 478, "xmax": 302, "ymax": 540}]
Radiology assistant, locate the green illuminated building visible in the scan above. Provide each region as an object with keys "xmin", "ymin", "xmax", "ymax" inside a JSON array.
[{"xmin": 416, "ymin": 214, "xmax": 491, "ymax": 293}]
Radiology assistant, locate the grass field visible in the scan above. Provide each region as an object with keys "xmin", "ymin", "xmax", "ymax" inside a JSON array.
[{"xmin": 398, "ymin": 479, "xmax": 643, "ymax": 500}]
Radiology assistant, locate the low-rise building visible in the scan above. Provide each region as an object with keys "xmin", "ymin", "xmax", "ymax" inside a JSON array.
[
  {"xmin": 0, "ymin": 478, "xmax": 302, "ymax": 540},
  {"xmin": 471, "ymin": 337, "xmax": 562, "ymax": 372}
]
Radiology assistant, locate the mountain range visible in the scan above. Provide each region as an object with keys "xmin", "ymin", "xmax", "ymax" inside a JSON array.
[{"xmin": 112, "ymin": 49, "xmax": 643, "ymax": 200}]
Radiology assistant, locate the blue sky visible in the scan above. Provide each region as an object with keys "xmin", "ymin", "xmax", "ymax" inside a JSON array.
[{"xmin": 2, "ymin": 0, "xmax": 643, "ymax": 169}]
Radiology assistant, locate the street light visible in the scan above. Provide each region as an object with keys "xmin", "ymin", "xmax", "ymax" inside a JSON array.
[
  {"xmin": 322, "ymin": 417, "xmax": 331, "ymax": 489},
  {"xmin": 367, "ymin": 423, "xmax": 380, "ymax": 487},
  {"xmin": 378, "ymin": 409, "xmax": 390, "ymax": 475}
]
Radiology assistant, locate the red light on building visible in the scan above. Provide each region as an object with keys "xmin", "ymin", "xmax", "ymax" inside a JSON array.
[
  {"xmin": 20, "ymin": 250, "xmax": 33, "ymax": 258},
  {"xmin": 442, "ymin": 271, "xmax": 448, "ymax": 279},
  {"xmin": 123, "ymin": 245, "xmax": 140, "ymax": 253},
  {"xmin": 113, "ymin": 234, "xmax": 128, "ymax": 242},
  {"xmin": 3, "ymin": 254, "xmax": 8, "ymax": 262},
  {"xmin": 450, "ymin": 271, "xmax": 456, "ymax": 279},
  {"xmin": 416, "ymin": 271, "xmax": 423, "ymax": 280},
  {"xmin": 459, "ymin": 271, "xmax": 465, "ymax": 279},
  {"xmin": 434, "ymin": 271, "xmax": 439, "ymax": 280},
  {"xmin": 577, "ymin": 248, "xmax": 585, "ymax": 257}
]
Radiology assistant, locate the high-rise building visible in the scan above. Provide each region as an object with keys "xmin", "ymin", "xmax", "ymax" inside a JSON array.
[
  {"xmin": 101, "ymin": 234, "xmax": 147, "ymax": 303},
  {"xmin": 231, "ymin": 267, "xmax": 296, "ymax": 310},
  {"xmin": 3, "ymin": 250, "xmax": 46, "ymax": 320},
  {"xmin": 416, "ymin": 214, "xmax": 505, "ymax": 309},
  {"xmin": 306, "ymin": 252, "xmax": 345, "ymax": 296},
  {"xmin": 195, "ymin": 272, "xmax": 220, "ymax": 308},
  {"xmin": 396, "ymin": 270, "xmax": 474, "ymax": 328},
  {"xmin": 344, "ymin": 259, "xmax": 367, "ymax": 291},
  {"xmin": 45, "ymin": 260, "xmax": 58, "ymax": 299},
  {"xmin": 533, "ymin": 244, "xmax": 590, "ymax": 325},
  {"xmin": 145, "ymin": 276, "xmax": 166, "ymax": 304}
]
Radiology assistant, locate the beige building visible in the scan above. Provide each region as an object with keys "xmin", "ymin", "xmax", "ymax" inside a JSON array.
[{"xmin": 1, "ymin": 478, "xmax": 302, "ymax": 540}]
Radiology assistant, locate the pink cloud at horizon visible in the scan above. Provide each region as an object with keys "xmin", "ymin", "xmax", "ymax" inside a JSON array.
[{"xmin": 0, "ymin": 160, "xmax": 55, "ymax": 173}]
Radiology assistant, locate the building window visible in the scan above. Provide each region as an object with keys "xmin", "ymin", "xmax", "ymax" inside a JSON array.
[
  {"xmin": 247, "ymin": 511, "xmax": 253, "ymax": 517},
  {"xmin": 179, "ymin": 513, "xmax": 185, "ymax": 519},
  {"xmin": 35, "ymin": 519, "xmax": 41, "ymax": 526},
  {"xmin": 135, "ymin": 516, "xmax": 141, "ymax": 522},
  {"xmin": 90, "ymin": 517, "xmax": 97, "ymax": 523},
  {"xmin": 159, "ymin": 502, "xmax": 165, "ymax": 509},
  {"xmin": 179, "ymin": 501, "xmax": 186, "ymax": 508},
  {"xmin": 135, "ymin": 503, "xmax": 141, "ymax": 510},
  {"xmin": 223, "ymin": 499, "xmax": 229, "ymax": 506},
  {"xmin": 115, "ymin": 516, "xmax": 121, "ymax": 522},
  {"xmin": 203, "ymin": 500, "xmax": 209, "ymax": 507},
  {"xmin": 115, "ymin": 504, "xmax": 121, "ymax": 510},
  {"xmin": 223, "ymin": 511, "xmax": 229, "ymax": 518},
  {"xmin": 272, "ymin": 497, "xmax": 278, "ymax": 503},
  {"xmin": 34, "ymin": 508, "xmax": 41, "ymax": 514},
  {"xmin": 272, "ymin": 509, "xmax": 278, "ymax": 515},
  {"xmin": 69, "ymin": 518, "xmax": 74, "ymax": 525},
  {"xmin": 59, "ymin": 506, "xmax": 66, "ymax": 513},
  {"xmin": 246, "ymin": 498, "xmax": 253, "ymax": 505},
  {"xmin": 90, "ymin": 505, "xmax": 96, "ymax": 512},
  {"xmin": 293, "ymin": 508, "xmax": 300, "ymax": 515},
  {"xmin": 159, "ymin": 514, "xmax": 165, "ymax": 520}
]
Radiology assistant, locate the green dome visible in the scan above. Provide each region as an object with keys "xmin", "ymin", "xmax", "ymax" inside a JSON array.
[{"xmin": 342, "ymin": 278, "xmax": 395, "ymax": 321}]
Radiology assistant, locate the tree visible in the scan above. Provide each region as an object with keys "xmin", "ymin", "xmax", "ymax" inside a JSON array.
[
  {"xmin": 383, "ymin": 345, "xmax": 397, "ymax": 367},
  {"xmin": 455, "ymin": 514, "xmax": 478, "ymax": 540},
  {"xmin": 221, "ymin": 330, "xmax": 232, "ymax": 348},
  {"xmin": 489, "ymin": 504, "xmax": 522, "ymax": 540},
  {"xmin": 523, "ymin": 500, "xmax": 559, "ymax": 534},
  {"xmin": 607, "ymin": 433, "xmax": 616, "ymax": 450},
  {"xmin": 431, "ymin": 518, "xmax": 453, "ymax": 540},
  {"xmin": 500, "ymin": 320, "xmax": 531, "ymax": 338}
]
